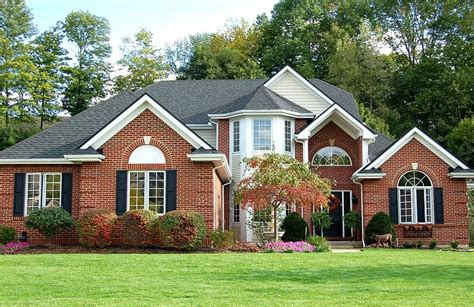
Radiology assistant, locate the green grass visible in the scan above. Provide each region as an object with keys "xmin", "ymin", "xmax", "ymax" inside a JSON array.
[{"xmin": 1, "ymin": 250, "xmax": 473, "ymax": 305}]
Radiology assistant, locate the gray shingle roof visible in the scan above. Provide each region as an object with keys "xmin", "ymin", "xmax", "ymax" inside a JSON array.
[
  {"xmin": 0, "ymin": 78, "xmax": 361, "ymax": 159},
  {"xmin": 368, "ymin": 133, "xmax": 394, "ymax": 161}
]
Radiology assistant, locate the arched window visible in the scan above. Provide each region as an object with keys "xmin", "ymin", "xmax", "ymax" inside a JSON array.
[
  {"xmin": 398, "ymin": 170, "xmax": 433, "ymax": 224},
  {"xmin": 312, "ymin": 146, "xmax": 352, "ymax": 166},
  {"xmin": 129, "ymin": 145, "xmax": 166, "ymax": 164}
]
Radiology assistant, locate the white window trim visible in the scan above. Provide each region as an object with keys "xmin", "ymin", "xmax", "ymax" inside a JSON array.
[
  {"xmin": 232, "ymin": 203, "xmax": 240, "ymax": 223},
  {"xmin": 24, "ymin": 173, "xmax": 62, "ymax": 216},
  {"xmin": 284, "ymin": 120, "xmax": 293, "ymax": 153},
  {"xmin": 126, "ymin": 171, "xmax": 166, "ymax": 215},
  {"xmin": 397, "ymin": 171, "xmax": 434, "ymax": 224},
  {"xmin": 253, "ymin": 118, "xmax": 273, "ymax": 152},
  {"xmin": 311, "ymin": 146, "xmax": 352, "ymax": 167},
  {"xmin": 232, "ymin": 120, "xmax": 240, "ymax": 153}
]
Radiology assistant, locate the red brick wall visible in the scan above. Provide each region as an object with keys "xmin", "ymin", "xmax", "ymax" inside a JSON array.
[
  {"xmin": 0, "ymin": 109, "xmax": 218, "ymax": 244},
  {"xmin": 218, "ymin": 119, "xmax": 230, "ymax": 229},
  {"xmin": 362, "ymin": 139, "xmax": 469, "ymax": 246},
  {"xmin": 303, "ymin": 121, "xmax": 362, "ymax": 237}
]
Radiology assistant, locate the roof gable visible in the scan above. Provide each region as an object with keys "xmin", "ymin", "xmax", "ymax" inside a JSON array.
[{"xmin": 80, "ymin": 94, "xmax": 212, "ymax": 150}]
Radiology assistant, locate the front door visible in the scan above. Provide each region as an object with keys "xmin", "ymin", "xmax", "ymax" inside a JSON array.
[{"xmin": 316, "ymin": 191, "xmax": 352, "ymax": 238}]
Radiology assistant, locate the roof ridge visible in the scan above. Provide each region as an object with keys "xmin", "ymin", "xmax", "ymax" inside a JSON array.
[
  {"xmin": 259, "ymin": 86, "xmax": 282, "ymax": 109},
  {"xmin": 310, "ymin": 78, "xmax": 354, "ymax": 96}
]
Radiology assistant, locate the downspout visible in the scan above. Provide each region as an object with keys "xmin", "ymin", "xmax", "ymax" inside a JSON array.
[
  {"xmin": 213, "ymin": 164, "xmax": 232, "ymax": 231},
  {"xmin": 353, "ymin": 179, "xmax": 365, "ymax": 247}
]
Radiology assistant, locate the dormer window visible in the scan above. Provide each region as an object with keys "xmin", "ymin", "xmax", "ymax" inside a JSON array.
[
  {"xmin": 253, "ymin": 119, "xmax": 272, "ymax": 151},
  {"xmin": 312, "ymin": 146, "xmax": 352, "ymax": 166}
]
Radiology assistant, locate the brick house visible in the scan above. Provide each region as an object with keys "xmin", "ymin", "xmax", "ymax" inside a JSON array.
[{"xmin": 0, "ymin": 66, "xmax": 472, "ymax": 246}]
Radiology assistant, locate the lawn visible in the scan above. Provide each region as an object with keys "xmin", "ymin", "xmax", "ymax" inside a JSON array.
[{"xmin": 1, "ymin": 249, "xmax": 473, "ymax": 305}]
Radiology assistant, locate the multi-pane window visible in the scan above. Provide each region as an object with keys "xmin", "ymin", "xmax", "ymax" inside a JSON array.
[
  {"xmin": 25, "ymin": 173, "xmax": 62, "ymax": 215},
  {"xmin": 398, "ymin": 171, "xmax": 433, "ymax": 224},
  {"xmin": 312, "ymin": 146, "xmax": 352, "ymax": 166},
  {"xmin": 233, "ymin": 121, "xmax": 240, "ymax": 152},
  {"xmin": 233, "ymin": 203, "xmax": 240, "ymax": 223},
  {"xmin": 284, "ymin": 120, "xmax": 292, "ymax": 152},
  {"xmin": 253, "ymin": 119, "xmax": 272, "ymax": 151},
  {"xmin": 128, "ymin": 171, "xmax": 165, "ymax": 214}
]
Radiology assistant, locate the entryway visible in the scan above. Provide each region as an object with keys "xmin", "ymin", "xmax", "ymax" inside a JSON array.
[{"xmin": 315, "ymin": 190, "xmax": 352, "ymax": 240}]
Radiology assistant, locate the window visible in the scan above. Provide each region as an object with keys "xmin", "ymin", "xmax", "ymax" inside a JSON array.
[
  {"xmin": 128, "ymin": 171, "xmax": 165, "ymax": 214},
  {"xmin": 233, "ymin": 203, "xmax": 240, "ymax": 223},
  {"xmin": 398, "ymin": 171, "xmax": 433, "ymax": 224},
  {"xmin": 284, "ymin": 120, "xmax": 292, "ymax": 152},
  {"xmin": 253, "ymin": 119, "xmax": 272, "ymax": 150},
  {"xmin": 312, "ymin": 146, "xmax": 352, "ymax": 166},
  {"xmin": 233, "ymin": 121, "xmax": 240, "ymax": 152},
  {"xmin": 25, "ymin": 173, "xmax": 62, "ymax": 215}
]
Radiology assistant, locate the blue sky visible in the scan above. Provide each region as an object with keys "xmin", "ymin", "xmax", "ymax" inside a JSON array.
[{"xmin": 27, "ymin": 0, "xmax": 278, "ymax": 61}]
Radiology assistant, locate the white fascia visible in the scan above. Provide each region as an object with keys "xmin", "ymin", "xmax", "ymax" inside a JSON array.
[
  {"xmin": 80, "ymin": 94, "xmax": 211, "ymax": 150},
  {"xmin": 365, "ymin": 127, "xmax": 469, "ymax": 170},
  {"xmin": 264, "ymin": 66, "xmax": 334, "ymax": 106},
  {"xmin": 0, "ymin": 158, "xmax": 74, "ymax": 165},
  {"xmin": 63, "ymin": 154, "xmax": 105, "ymax": 162},
  {"xmin": 208, "ymin": 109, "xmax": 315, "ymax": 120},
  {"xmin": 187, "ymin": 153, "xmax": 232, "ymax": 182},
  {"xmin": 296, "ymin": 104, "xmax": 375, "ymax": 141},
  {"xmin": 352, "ymin": 172, "xmax": 387, "ymax": 181},
  {"xmin": 448, "ymin": 172, "xmax": 474, "ymax": 179}
]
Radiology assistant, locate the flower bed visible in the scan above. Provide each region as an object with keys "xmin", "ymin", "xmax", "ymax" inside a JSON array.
[
  {"xmin": 264, "ymin": 241, "xmax": 315, "ymax": 253},
  {"xmin": 1, "ymin": 242, "xmax": 29, "ymax": 254}
]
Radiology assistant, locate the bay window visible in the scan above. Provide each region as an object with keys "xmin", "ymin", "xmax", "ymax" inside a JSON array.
[{"xmin": 253, "ymin": 119, "xmax": 272, "ymax": 151}]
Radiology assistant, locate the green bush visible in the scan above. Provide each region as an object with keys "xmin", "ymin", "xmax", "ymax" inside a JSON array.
[
  {"xmin": 415, "ymin": 240, "xmax": 423, "ymax": 249},
  {"xmin": 450, "ymin": 240, "xmax": 459, "ymax": 249},
  {"xmin": 0, "ymin": 225, "xmax": 16, "ymax": 244},
  {"xmin": 122, "ymin": 210, "xmax": 157, "ymax": 247},
  {"xmin": 76, "ymin": 209, "xmax": 117, "ymax": 247},
  {"xmin": 157, "ymin": 210, "xmax": 206, "ymax": 250},
  {"xmin": 306, "ymin": 235, "xmax": 330, "ymax": 252},
  {"xmin": 24, "ymin": 207, "xmax": 73, "ymax": 240},
  {"xmin": 365, "ymin": 212, "xmax": 395, "ymax": 244},
  {"xmin": 281, "ymin": 212, "xmax": 308, "ymax": 242},
  {"xmin": 311, "ymin": 209, "xmax": 332, "ymax": 234},
  {"xmin": 210, "ymin": 229, "xmax": 235, "ymax": 249},
  {"xmin": 429, "ymin": 239, "xmax": 437, "ymax": 249}
]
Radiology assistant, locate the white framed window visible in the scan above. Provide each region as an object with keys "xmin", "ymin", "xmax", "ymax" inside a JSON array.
[
  {"xmin": 397, "ymin": 170, "xmax": 433, "ymax": 224},
  {"xmin": 233, "ymin": 121, "xmax": 240, "ymax": 152},
  {"xmin": 233, "ymin": 203, "xmax": 240, "ymax": 223},
  {"xmin": 253, "ymin": 119, "xmax": 272, "ymax": 151},
  {"xmin": 284, "ymin": 120, "xmax": 292, "ymax": 152},
  {"xmin": 25, "ymin": 173, "xmax": 62, "ymax": 215},
  {"xmin": 312, "ymin": 146, "xmax": 352, "ymax": 166},
  {"xmin": 127, "ymin": 171, "xmax": 166, "ymax": 214}
]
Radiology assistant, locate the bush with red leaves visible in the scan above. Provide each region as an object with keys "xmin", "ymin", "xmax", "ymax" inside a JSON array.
[
  {"xmin": 122, "ymin": 210, "xmax": 157, "ymax": 247},
  {"xmin": 156, "ymin": 210, "xmax": 206, "ymax": 250},
  {"xmin": 76, "ymin": 209, "xmax": 117, "ymax": 247}
]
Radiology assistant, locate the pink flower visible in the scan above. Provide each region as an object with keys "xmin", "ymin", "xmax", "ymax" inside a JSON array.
[
  {"xmin": 264, "ymin": 241, "xmax": 315, "ymax": 253},
  {"xmin": 1, "ymin": 242, "xmax": 29, "ymax": 254}
]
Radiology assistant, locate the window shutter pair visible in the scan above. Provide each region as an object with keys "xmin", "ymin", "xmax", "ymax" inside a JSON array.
[
  {"xmin": 388, "ymin": 188, "xmax": 444, "ymax": 224},
  {"xmin": 13, "ymin": 173, "xmax": 73, "ymax": 216},
  {"xmin": 115, "ymin": 170, "xmax": 177, "ymax": 215}
]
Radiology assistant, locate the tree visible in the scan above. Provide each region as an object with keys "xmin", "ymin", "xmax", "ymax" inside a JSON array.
[
  {"xmin": 60, "ymin": 11, "xmax": 111, "ymax": 115},
  {"xmin": 0, "ymin": 0, "xmax": 36, "ymax": 126},
  {"xmin": 445, "ymin": 117, "xmax": 474, "ymax": 167},
  {"xmin": 113, "ymin": 29, "xmax": 168, "ymax": 93},
  {"xmin": 234, "ymin": 152, "xmax": 332, "ymax": 242},
  {"xmin": 29, "ymin": 29, "xmax": 67, "ymax": 129}
]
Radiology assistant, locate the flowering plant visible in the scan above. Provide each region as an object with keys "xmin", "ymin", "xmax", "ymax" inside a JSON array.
[
  {"xmin": 264, "ymin": 241, "xmax": 315, "ymax": 253},
  {"xmin": 1, "ymin": 242, "xmax": 29, "ymax": 254}
]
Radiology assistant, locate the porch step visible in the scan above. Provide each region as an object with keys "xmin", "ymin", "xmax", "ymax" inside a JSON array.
[{"xmin": 329, "ymin": 241, "xmax": 362, "ymax": 249}]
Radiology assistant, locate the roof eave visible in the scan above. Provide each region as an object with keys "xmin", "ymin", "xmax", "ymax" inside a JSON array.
[
  {"xmin": 186, "ymin": 153, "xmax": 232, "ymax": 182},
  {"xmin": 208, "ymin": 110, "xmax": 315, "ymax": 119}
]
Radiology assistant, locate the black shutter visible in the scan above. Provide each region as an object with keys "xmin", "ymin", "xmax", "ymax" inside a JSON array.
[
  {"xmin": 434, "ymin": 187, "xmax": 444, "ymax": 224},
  {"xmin": 61, "ymin": 173, "xmax": 73, "ymax": 214},
  {"xmin": 166, "ymin": 170, "xmax": 177, "ymax": 212},
  {"xmin": 13, "ymin": 173, "xmax": 25, "ymax": 217},
  {"xmin": 116, "ymin": 171, "xmax": 127, "ymax": 216},
  {"xmin": 389, "ymin": 188, "xmax": 398, "ymax": 224}
]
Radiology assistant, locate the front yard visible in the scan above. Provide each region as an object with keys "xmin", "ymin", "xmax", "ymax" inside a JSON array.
[{"xmin": 1, "ymin": 249, "xmax": 473, "ymax": 305}]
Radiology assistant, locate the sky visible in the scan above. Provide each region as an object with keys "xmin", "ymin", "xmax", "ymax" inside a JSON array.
[{"xmin": 27, "ymin": 0, "xmax": 278, "ymax": 62}]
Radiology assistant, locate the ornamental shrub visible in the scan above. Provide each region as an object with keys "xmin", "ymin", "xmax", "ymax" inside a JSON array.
[
  {"xmin": 76, "ymin": 209, "xmax": 117, "ymax": 247},
  {"xmin": 429, "ymin": 239, "xmax": 437, "ymax": 249},
  {"xmin": 306, "ymin": 235, "xmax": 331, "ymax": 252},
  {"xmin": 264, "ymin": 241, "xmax": 315, "ymax": 253},
  {"xmin": 450, "ymin": 240, "xmax": 459, "ymax": 249},
  {"xmin": 1, "ymin": 242, "xmax": 29, "ymax": 254},
  {"xmin": 156, "ymin": 210, "xmax": 206, "ymax": 250},
  {"xmin": 281, "ymin": 212, "xmax": 308, "ymax": 242},
  {"xmin": 210, "ymin": 229, "xmax": 235, "ymax": 249},
  {"xmin": 0, "ymin": 225, "xmax": 16, "ymax": 244},
  {"xmin": 122, "ymin": 210, "xmax": 157, "ymax": 247},
  {"xmin": 365, "ymin": 211, "xmax": 395, "ymax": 244},
  {"xmin": 24, "ymin": 207, "xmax": 73, "ymax": 240}
]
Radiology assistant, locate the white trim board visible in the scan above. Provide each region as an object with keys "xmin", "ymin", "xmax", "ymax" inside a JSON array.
[
  {"xmin": 264, "ymin": 66, "xmax": 334, "ymax": 106},
  {"xmin": 208, "ymin": 109, "xmax": 315, "ymax": 119},
  {"xmin": 80, "ymin": 94, "xmax": 212, "ymax": 150},
  {"xmin": 364, "ymin": 127, "xmax": 469, "ymax": 170},
  {"xmin": 296, "ymin": 104, "xmax": 375, "ymax": 140}
]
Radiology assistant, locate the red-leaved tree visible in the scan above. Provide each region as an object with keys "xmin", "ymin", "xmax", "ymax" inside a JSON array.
[{"xmin": 234, "ymin": 152, "xmax": 333, "ymax": 242}]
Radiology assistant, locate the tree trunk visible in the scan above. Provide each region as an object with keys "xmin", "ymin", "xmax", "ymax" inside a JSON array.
[{"xmin": 273, "ymin": 205, "xmax": 278, "ymax": 242}]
